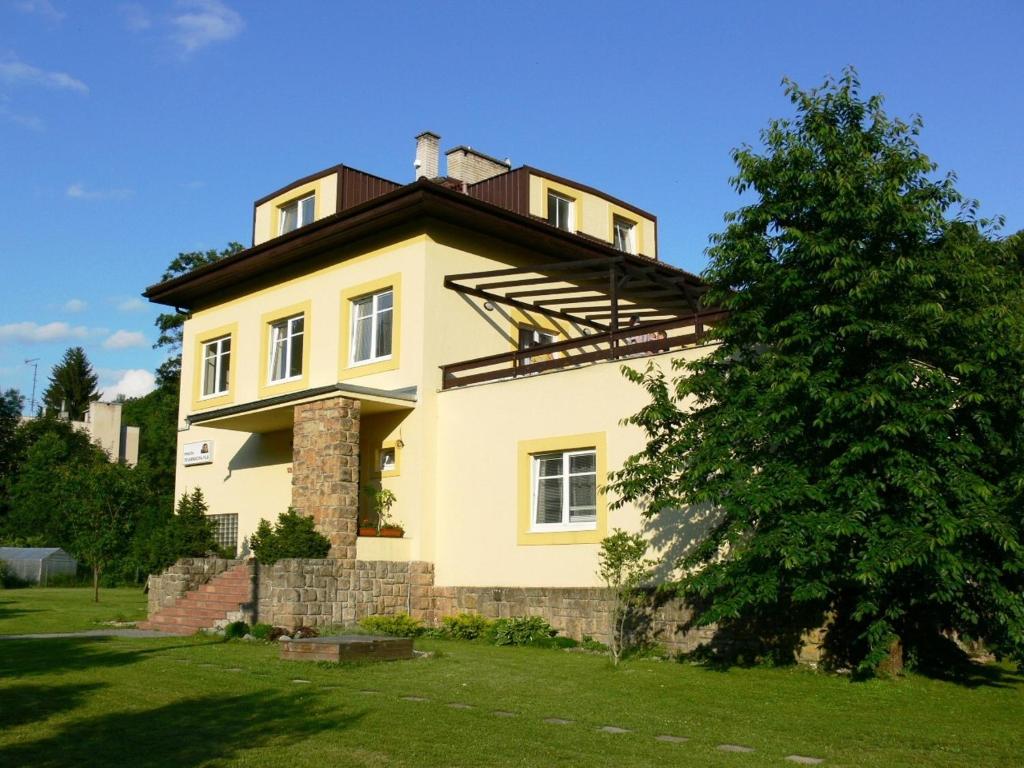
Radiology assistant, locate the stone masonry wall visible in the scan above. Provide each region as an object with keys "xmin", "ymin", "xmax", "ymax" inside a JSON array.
[
  {"xmin": 291, "ymin": 397, "xmax": 361, "ymax": 560},
  {"xmin": 147, "ymin": 557, "xmax": 241, "ymax": 616}
]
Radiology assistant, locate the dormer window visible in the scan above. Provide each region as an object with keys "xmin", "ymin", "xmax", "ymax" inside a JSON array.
[
  {"xmin": 613, "ymin": 215, "xmax": 636, "ymax": 254},
  {"xmin": 546, "ymin": 191, "xmax": 574, "ymax": 232},
  {"xmin": 279, "ymin": 193, "xmax": 315, "ymax": 235}
]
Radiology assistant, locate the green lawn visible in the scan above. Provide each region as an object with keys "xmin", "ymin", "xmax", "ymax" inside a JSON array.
[
  {"xmin": 1, "ymin": 625, "xmax": 1021, "ymax": 767},
  {"xmin": 0, "ymin": 587, "xmax": 147, "ymax": 635}
]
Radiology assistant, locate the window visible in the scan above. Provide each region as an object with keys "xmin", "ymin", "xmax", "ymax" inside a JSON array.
[
  {"xmin": 201, "ymin": 335, "xmax": 231, "ymax": 397},
  {"xmin": 532, "ymin": 449, "xmax": 597, "ymax": 529},
  {"xmin": 210, "ymin": 513, "xmax": 238, "ymax": 555},
  {"xmin": 613, "ymin": 215, "xmax": 636, "ymax": 254},
  {"xmin": 268, "ymin": 314, "xmax": 304, "ymax": 383},
  {"xmin": 379, "ymin": 447, "xmax": 396, "ymax": 473},
  {"xmin": 518, "ymin": 326, "xmax": 557, "ymax": 366},
  {"xmin": 279, "ymin": 193, "xmax": 315, "ymax": 235},
  {"xmin": 351, "ymin": 288, "xmax": 393, "ymax": 364},
  {"xmin": 546, "ymin": 191, "xmax": 574, "ymax": 231}
]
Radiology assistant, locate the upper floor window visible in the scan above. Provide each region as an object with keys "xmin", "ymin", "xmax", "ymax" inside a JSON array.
[
  {"xmin": 351, "ymin": 288, "xmax": 393, "ymax": 365},
  {"xmin": 279, "ymin": 193, "xmax": 315, "ymax": 235},
  {"xmin": 268, "ymin": 314, "xmax": 304, "ymax": 383},
  {"xmin": 201, "ymin": 335, "xmax": 231, "ymax": 397},
  {"xmin": 613, "ymin": 215, "xmax": 636, "ymax": 254},
  {"xmin": 547, "ymin": 191, "xmax": 574, "ymax": 232},
  {"xmin": 532, "ymin": 449, "xmax": 597, "ymax": 529}
]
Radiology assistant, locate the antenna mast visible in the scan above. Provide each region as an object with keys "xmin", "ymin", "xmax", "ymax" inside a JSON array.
[{"xmin": 24, "ymin": 358, "xmax": 39, "ymax": 414}]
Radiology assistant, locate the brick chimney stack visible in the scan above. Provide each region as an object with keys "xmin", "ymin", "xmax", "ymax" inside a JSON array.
[
  {"xmin": 414, "ymin": 131, "xmax": 440, "ymax": 180},
  {"xmin": 446, "ymin": 146, "xmax": 511, "ymax": 184}
]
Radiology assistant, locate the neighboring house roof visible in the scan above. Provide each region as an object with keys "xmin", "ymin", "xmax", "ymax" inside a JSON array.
[{"xmin": 144, "ymin": 177, "xmax": 704, "ymax": 311}]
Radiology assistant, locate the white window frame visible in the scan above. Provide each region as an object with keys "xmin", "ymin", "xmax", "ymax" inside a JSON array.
[
  {"xmin": 530, "ymin": 449, "xmax": 598, "ymax": 532},
  {"xmin": 267, "ymin": 314, "xmax": 304, "ymax": 384},
  {"xmin": 279, "ymin": 193, "xmax": 315, "ymax": 235},
  {"xmin": 613, "ymin": 215, "xmax": 637, "ymax": 254},
  {"xmin": 547, "ymin": 191, "xmax": 575, "ymax": 232},
  {"xmin": 350, "ymin": 288, "xmax": 394, "ymax": 366},
  {"xmin": 200, "ymin": 335, "xmax": 231, "ymax": 398}
]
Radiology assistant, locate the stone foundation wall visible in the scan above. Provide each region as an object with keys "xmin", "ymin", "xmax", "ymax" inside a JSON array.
[{"xmin": 147, "ymin": 558, "xmax": 241, "ymax": 615}]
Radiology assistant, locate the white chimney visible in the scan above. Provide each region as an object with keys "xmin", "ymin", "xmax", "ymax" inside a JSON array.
[{"xmin": 414, "ymin": 131, "xmax": 440, "ymax": 180}]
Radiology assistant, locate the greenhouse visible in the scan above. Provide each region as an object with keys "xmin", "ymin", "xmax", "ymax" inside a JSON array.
[{"xmin": 0, "ymin": 547, "xmax": 77, "ymax": 585}]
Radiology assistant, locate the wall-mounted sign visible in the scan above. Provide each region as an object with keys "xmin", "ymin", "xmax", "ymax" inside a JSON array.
[{"xmin": 183, "ymin": 441, "xmax": 214, "ymax": 466}]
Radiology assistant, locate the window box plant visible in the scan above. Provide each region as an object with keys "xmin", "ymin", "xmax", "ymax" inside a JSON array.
[{"xmin": 360, "ymin": 485, "xmax": 404, "ymax": 538}]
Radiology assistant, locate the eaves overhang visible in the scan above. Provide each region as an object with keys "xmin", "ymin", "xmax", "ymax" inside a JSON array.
[{"xmin": 143, "ymin": 178, "xmax": 704, "ymax": 310}]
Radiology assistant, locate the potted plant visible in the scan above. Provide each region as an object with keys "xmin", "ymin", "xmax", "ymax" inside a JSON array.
[{"xmin": 360, "ymin": 485, "xmax": 404, "ymax": 538}]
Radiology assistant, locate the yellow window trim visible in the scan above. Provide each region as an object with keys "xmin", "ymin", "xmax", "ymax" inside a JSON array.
[
  {"xmin": 517, "ymin": 432, "xmax": 607, "ymax": 546},
  {"xmin": 267, "ymin": 179, "xmax": 324, "ymax": 242},
  {"xmin": 339, "ymin": 273, "xmax": 402, "ymax": 381},
  {"xmin": 375, "ymin": 439, "xmax": 401, "ymax": 478},
  {"xmin": 507, "ymin": 307, "xmax": 570, "ymax": 353},
  {"xmin": 608, "ymin": 208, "xmax": 644, "ymax": 256},
  {"xmin": 258, "ymin": 300, "xmax": 312, "ymax": 399},
  {"xmin": 541, "ymin": 180, "xmax": 578, "ymax": 232},
  {"xmin": 190, "ymin": 322, "xmax": 238, "ymax": 412}
]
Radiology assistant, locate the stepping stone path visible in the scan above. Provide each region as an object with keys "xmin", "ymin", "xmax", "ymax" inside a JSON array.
[
  {"xmin": 718, "ymin": 744, "xmax": 755, "ymax": 753},
  {"xmin": 358, "ymin": 690, "xmax": 380, "ymax": 695},
  {"xmin": 291, "ymin": 679, "xmax": 311, "ymax": 684},
  {"xmin": 198, "ymin": 663, "xmax": 217, "ymax": 669},
  {"xmin": 543, "ymin": 718, "xmax": 573, "ymax": 725},
  {"xmin": 785, "ymin": 757, "xmax": 824, "ymax": 765},
  {"xmin": 447, "ymin": 703, "xmax": 473, "ymax": 710},
  {"xmin": 225, "ymin": 668, "xmax": 244, "ymax": 672},
  {"xmin": 599, "ymin": 726, "xmax": 631, "ymax": 734},
  {"xmin": 492, "ymin": 711, "xmax": 517, "ymax": 718},
  {"xmin": 655, "ymin": 735, "xmax": 688, "ymax": 743},
  {"xmin": 401, "ymin": 696, "xmax": 429, "ymax": 702}
]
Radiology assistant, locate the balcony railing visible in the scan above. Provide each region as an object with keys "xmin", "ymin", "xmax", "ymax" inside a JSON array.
[{"xmin": 439, "ymin": 311, "xmax": 726, "ymax": 390}]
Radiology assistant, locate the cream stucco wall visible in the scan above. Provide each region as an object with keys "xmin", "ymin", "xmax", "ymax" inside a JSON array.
[
  {"xmin": 527, "ymin": 173, "xmax": 657, "ymax": 259},
  {"xmin": 252, "ymin": 172, "xmax": 339, "ymax": 246}
]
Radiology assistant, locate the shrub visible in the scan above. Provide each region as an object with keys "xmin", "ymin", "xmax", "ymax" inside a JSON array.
[
  {"xmin": 360, "ymin": 613, "xmax": 425, "ymax": 638},
  {"xmin": 293, "ymin": 625, "xmax": 319, "ymax": 639},
  {"xmin": 491, "ymin": 616, "xmax": 558, "ymax": 646},
  {"xmin": 0, "ymin": 560, "xmax": 28, "ymax": 589},
  {"xmin": 440, "ymin": 613, "xmax": 494, "ymax": 640},
  {"xmin": 224, "ymin": 621, "xmax": 249, "ymax": 639},
  {"xmin": 267, "ymin": 626, "xmax": 292, "ymax": 641},
  {"xmin": 250, "ymin": 508, "xmax": 331, "ymax": 564},
  {"xmin": 250, "ymin": 623, "xmax": 273, "ymax": 640}
]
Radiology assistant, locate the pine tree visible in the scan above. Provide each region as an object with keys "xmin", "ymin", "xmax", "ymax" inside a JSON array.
[{"xmin": 42, "ymin": 346, "xmax": 100, "ymax": 420}]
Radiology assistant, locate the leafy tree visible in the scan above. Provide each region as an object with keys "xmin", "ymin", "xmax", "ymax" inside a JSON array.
[
  {"xmin": 609, "ymin": 70, "xmax": 1024, "ymax": 675},
  {"xmin": 153, "ymin": 242, "xmax": 244, "ymax": 386},
  {"xmin": 250, "ymin": 508, "xmax": 331, "ymax": 565},
  {"xmin": 127, "ymin": 488, "xmax": 223, "ymax": 581},
  {"xmin": 121, "ymin": 384, "xmax": 179, "ymax": 505},
  {"xmin": 597, "ymin": 529, "xmax": 653, "ymax": 665},
  {"xmin": 65, "ymin": 459, "xmax": 149, "ymax": 601},
  {"xmin": 42, "ymin": 346, "xmax": 99, "ymax": 420},
  {"xmin": 0, "ymin": 389, "xmax": 24, "ymax": 522}
]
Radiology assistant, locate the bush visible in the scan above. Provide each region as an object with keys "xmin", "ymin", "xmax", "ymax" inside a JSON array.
[
  {"xmin": 267, "ymin": 626, "xmax": 292, "ymax": 642},
  {"xmin": 224, "ymin": 621, "xmax": 249, "ymax": 639},
  {"xmin": 250, "ymin": 623, "xmax": 273, "ymax": 640},
  {"xmin": 440, "ymin": 613, "xmax": 494, "ymax": 640},
  {"xmin": 293, "ymin": 625, "xmax": 319, "ymax": 639},
  {"xmin": 491, "ymin": 616, "xmax": 558, "ymax": 646},
  {"xmin": 0, "ymin": 560, "xmax": 28, "ymax": 589},
  {"xmin": 360, "ymin": 613, "xmax": 425, "ymax": 638},
  {"xmin": 250, "ymin": 508, "xmax": 331, "ymax": 564}
]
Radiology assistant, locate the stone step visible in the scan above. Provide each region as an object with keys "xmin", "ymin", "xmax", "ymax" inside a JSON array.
[{"xmin": 177, "ymin": 598, "xmax": 250, "ymax": 611}]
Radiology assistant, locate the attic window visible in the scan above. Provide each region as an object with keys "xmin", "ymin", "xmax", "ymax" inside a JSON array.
[
  {"xmin": 613, "ymin": 216, "xmax": 636, "ymax": 254},
  {"xmin": 546, "ymin": 191, "xmax": 574, "ymax": 232},
  {"xmin": 279, "ymin": 193, "xmax": 315, "ymax": 235}
]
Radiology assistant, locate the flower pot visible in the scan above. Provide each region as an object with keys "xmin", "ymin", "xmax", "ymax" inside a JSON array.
[
  {"xmin": 358, "ymin": 527, "xmax": 378, "ymax": 537},
  {"xmin": 379, "ymin": 526, "xmax": 404, "ymax": 538}
]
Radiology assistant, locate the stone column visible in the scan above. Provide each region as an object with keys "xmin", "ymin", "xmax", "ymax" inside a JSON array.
[{"xmin": 292, "ymin": 396, "xmax": 361, "ymax": 560}]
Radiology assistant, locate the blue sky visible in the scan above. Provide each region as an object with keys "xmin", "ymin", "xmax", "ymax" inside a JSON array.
[{"xmin": 1, "ymin": 0, "xmax": 1021, "ymax": 408}]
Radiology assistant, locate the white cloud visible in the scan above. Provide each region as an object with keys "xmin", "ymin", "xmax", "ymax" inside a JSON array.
[
  {"xmin": 103, "ymin": 330, "xmax": 147, "ymax": 349},
  {"xmin": 101, "ymin": 369, "xmax": 156, "ymax": 400},
  {"xmin": 63, "ymin": 298, "xmax": 87, "ymax": 313},
  {"xmin": 15, "ymin": 0, "xmax": 65, "ymax": 22},
  {"xmin": 0, "ymin": 55, "xmax": 87, "ymax": 94},
  {"xmin": 171, "ymin": 0, "xmax": 243, "ymax": 54},
  {"xmin": 0, "ymin": 321, "xmax": 89, "ymax": 344},
  {"xmin": 119, "ymin": 2, "xmax": 152, "ymax": 31},
  {"xmin": 117, "ymin": 297, "xmax": 147, "ymax": 312},
  {"xmin": 0, "ymin": 102, "xmax": 44, "ymax": 130},
  {"xmin": 66, "ymin": 182, "xmax": 133, "ymax": 201}
]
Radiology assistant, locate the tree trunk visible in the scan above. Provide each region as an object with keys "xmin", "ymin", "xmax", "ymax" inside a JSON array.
[
  {"xmin": 877, "ymin": 636, "xmax": 904, "ymax": 677},
  {"xmin": 92, "ymin": 565, "xmax": 100, "ymax": 603}
]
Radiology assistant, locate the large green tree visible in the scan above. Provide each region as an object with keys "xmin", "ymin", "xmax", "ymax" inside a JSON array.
[
  {"xmin": 610, "ymin": 70, "xmax": 1024, "ymax": 674},
  {"xmin": 42, "ymin": 346, "xmax": 99, "ymax": 420},
  {"xmin": 153, "ymin": 242, "xmax": 244, "ymax": 386},
  {"xmin": 0, "ymin": 389, "xmax": 24, "ymax": 521}
]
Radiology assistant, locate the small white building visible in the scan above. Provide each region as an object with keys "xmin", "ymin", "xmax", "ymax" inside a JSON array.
[{"xmin": 20, "ymin": 401, "xmax": 140, "ymax": 466}]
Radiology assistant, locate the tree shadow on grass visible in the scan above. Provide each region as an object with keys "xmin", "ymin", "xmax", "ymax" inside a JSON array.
[
  {"xmin": 0, "ymin": 594, "xmax": 40, "ymax": 630},
  {"xmin": 0, "ymin": 636, "xmax": 224, "ymax": 679},
  {"xmin": 0, "ymin": 682, "xmax": 106, "ymax": 729},
  {"xmin": 0, "ymin": 688, "xmax": 364, "ymax": 768}
]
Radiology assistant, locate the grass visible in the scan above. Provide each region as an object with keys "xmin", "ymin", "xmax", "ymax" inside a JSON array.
[
  {"xmin": 0, "ymin": 614, "xmax": 1022, "ymax": 767},
  {"xmin": 0, "ymin": 586, "xmax": 147, "ymax": 635}
]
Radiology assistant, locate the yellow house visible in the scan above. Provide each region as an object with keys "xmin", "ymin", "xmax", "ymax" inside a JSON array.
[{"xmin": 144, "ymin": 132, "xmax": 721, "ymax": 591}]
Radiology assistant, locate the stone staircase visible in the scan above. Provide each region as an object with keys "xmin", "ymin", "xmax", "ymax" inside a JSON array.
[{"xmin": 139, "ymin": 562, "xmax": 254, "ymax": 635}]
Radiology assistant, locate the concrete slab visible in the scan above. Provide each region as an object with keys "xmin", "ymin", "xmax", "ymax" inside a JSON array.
[{"xmin": 280, "ymin": 634, "xmax": 414, "ymax": 663}]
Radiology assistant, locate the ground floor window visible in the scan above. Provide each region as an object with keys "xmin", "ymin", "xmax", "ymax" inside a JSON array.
[
  {"xmin": 210, "ymin": 513, "xmax": 238, "ymax": 555},
  {"xmin": 532, "ymin": 449, "xmax": 597, "ymax": 530}
]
